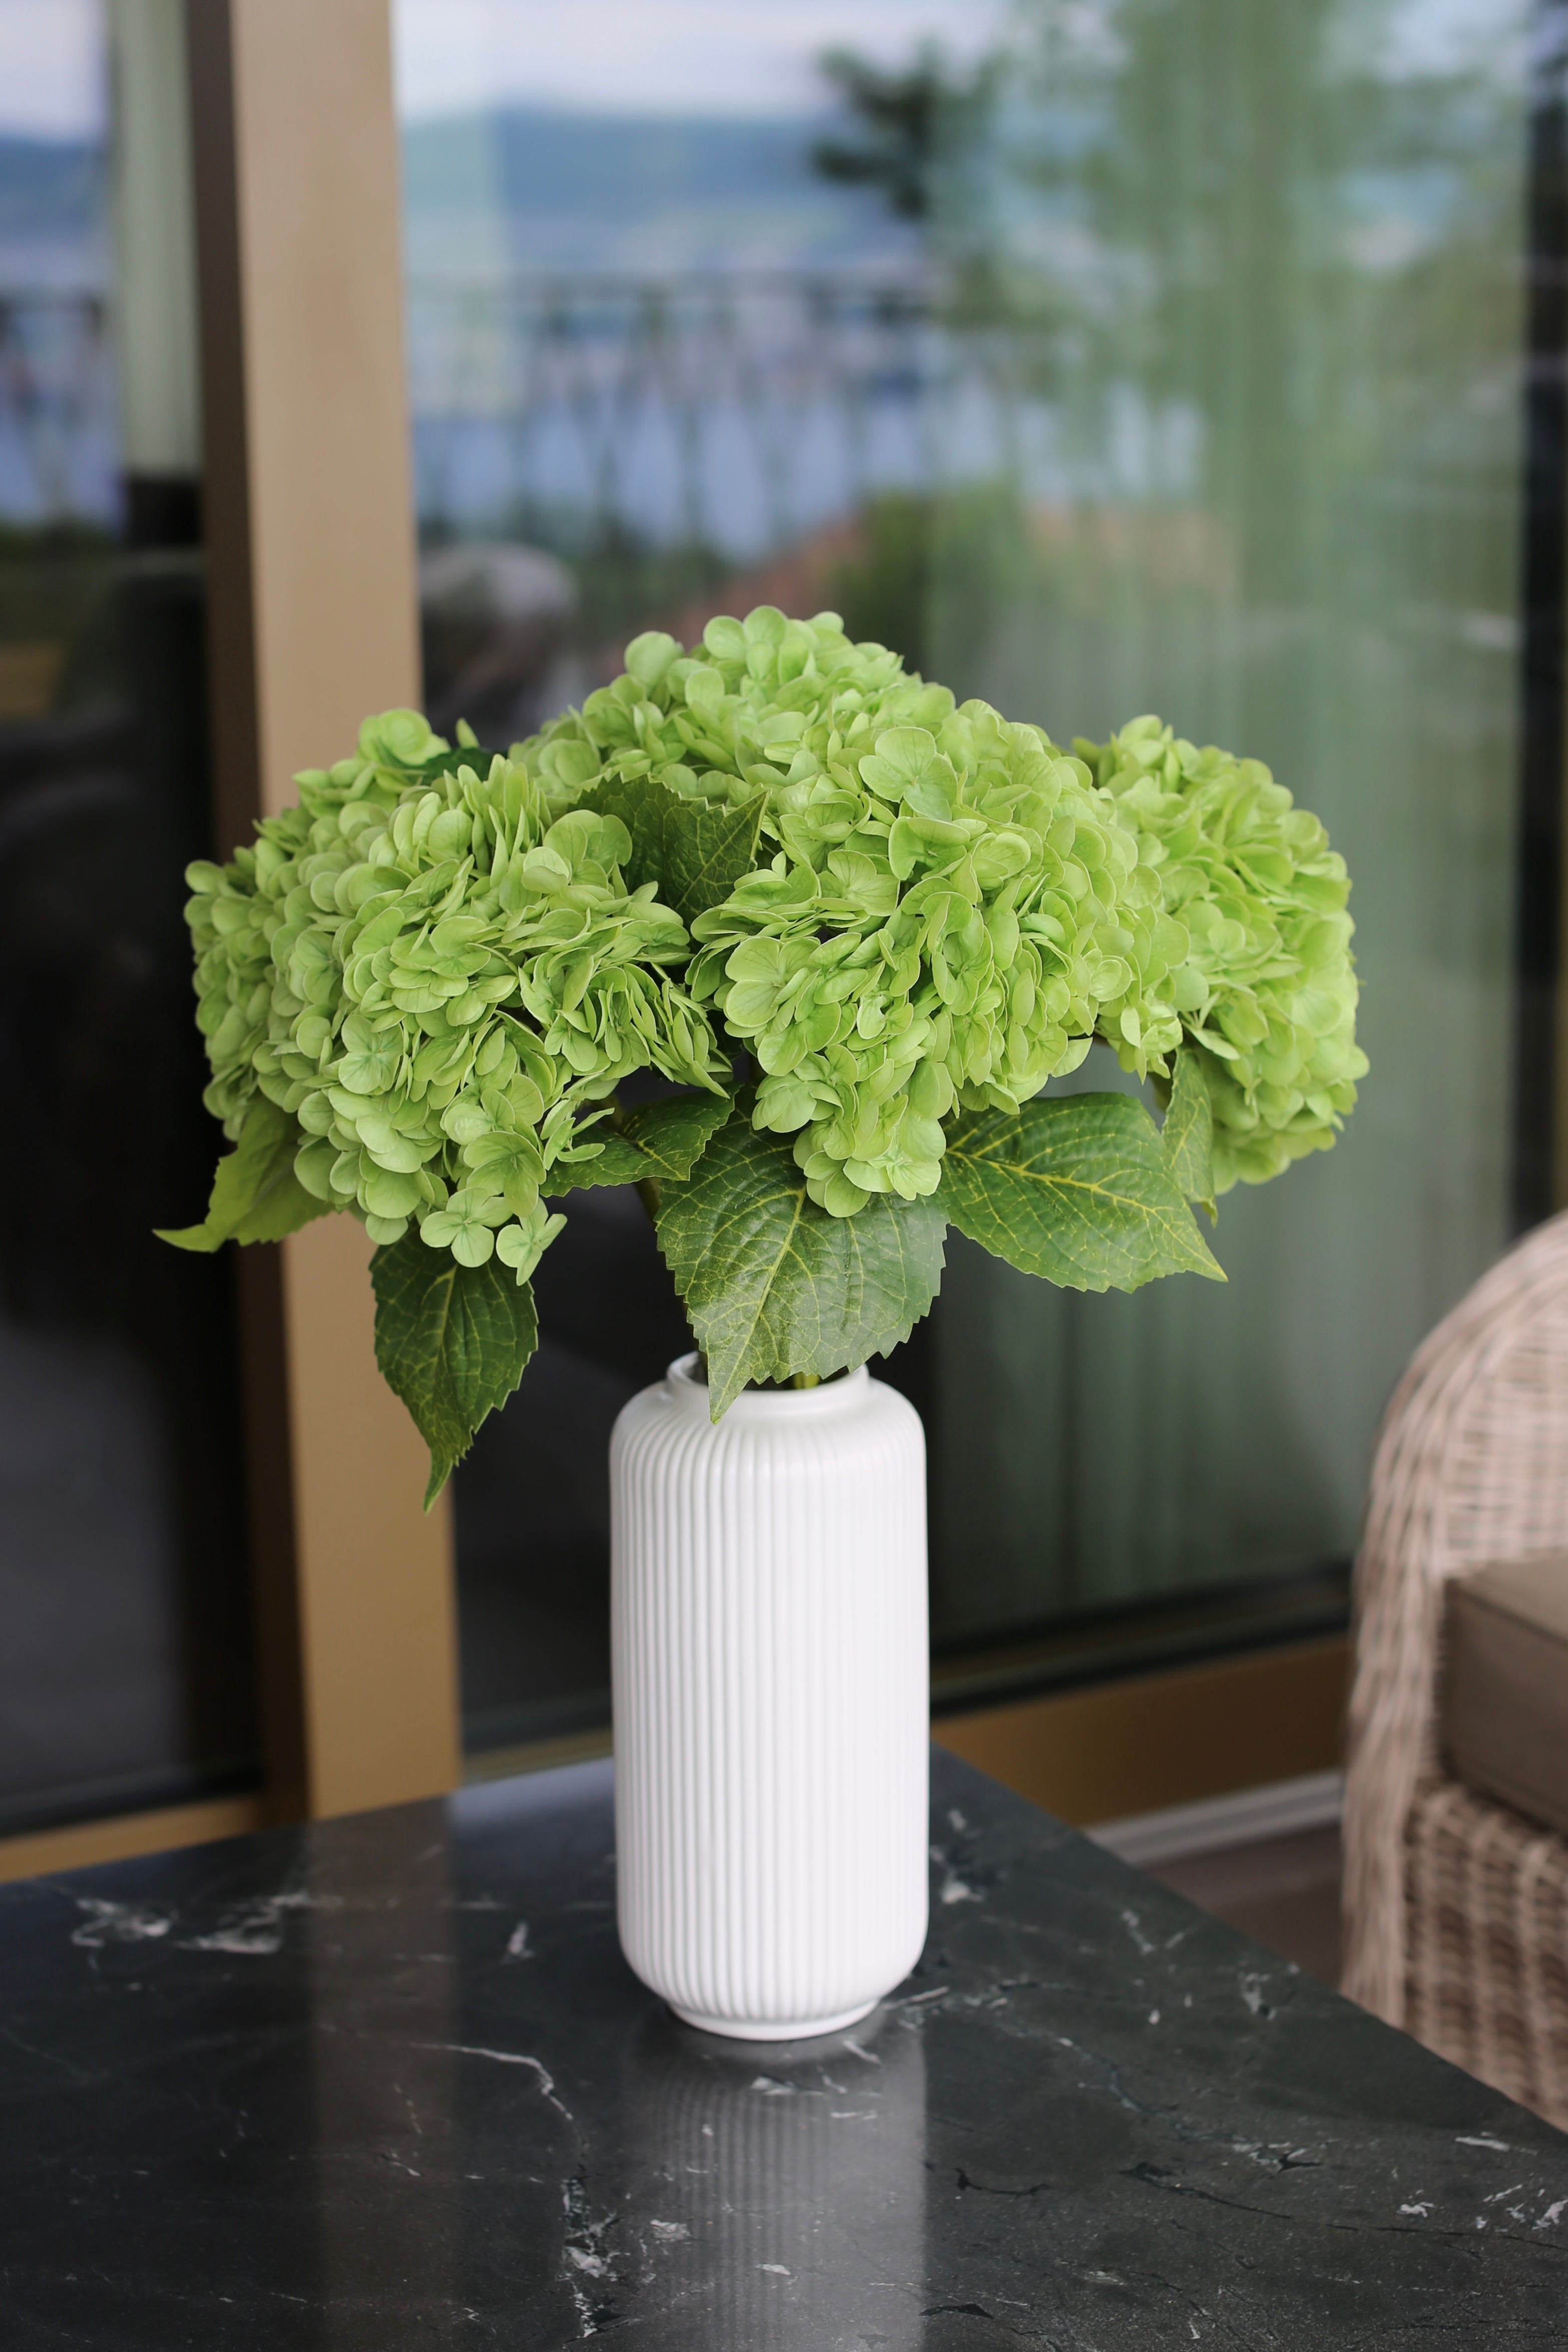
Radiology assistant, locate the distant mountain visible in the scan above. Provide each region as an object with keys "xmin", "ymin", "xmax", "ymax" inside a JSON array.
[
  {"xmin": 401, "ymin": 106, "xmax": 921, "ymax": 279},
  {"xmin": 2, "ymin": 109, "xmax": 916, "ymax": 290}
]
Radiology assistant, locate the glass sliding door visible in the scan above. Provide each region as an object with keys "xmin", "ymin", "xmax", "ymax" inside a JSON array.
[
  {"xmin": 0, "ymin": 0, "xmax": 257, "ymax": 1833},
  {"xmin": 395, "ymin": 0, "xmax": 1016, "ymax": 1753},
  {"xmin": 393, "ymin": 0, "xmax": 1550, "ymax": 1750},
  {"xmin": 920, "ymin": 0, "xmax": 1531, "ymax": 1672}
]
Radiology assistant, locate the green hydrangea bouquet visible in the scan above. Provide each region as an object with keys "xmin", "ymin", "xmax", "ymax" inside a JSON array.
[{"xmin": 161, "ymin": 605, "xmax": 1365, "ymax": 1500}]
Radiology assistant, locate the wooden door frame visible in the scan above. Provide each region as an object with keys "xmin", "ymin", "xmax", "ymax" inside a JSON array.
[
  {"xmin": 0, "ymin": 0, "xmax": 458, "ymax": 1890},
  {"xmin": 183, "ymin": 0, "xmax": 461, "ymax": 1826}
]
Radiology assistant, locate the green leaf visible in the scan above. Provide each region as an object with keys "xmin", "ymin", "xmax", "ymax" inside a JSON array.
[
  {"xmin": 567, "ymin": 1092, "xmax": 734, "ymax": 1189},
  {"xmin": 1162, "ymin": 1048, "xmax": 1216, "ymax": 1218},
  {"xmin": 938, "ymin": 1093, "xmax": 1224, "ymax": 1293},
  {"xmin": 587, "ymin": 771, "xmax": 766, "ymax": 927},
  {"xmin": 656, "ymin": 1109, "xmax": 947, "ymax": 1416},
  {"xmin": 371, "ymin": 1231, "xmax": 540, "ymax": 1507},
  {"xmin": 156, "ymin": 1097, "xmax": 330, "ymax": 1252}
]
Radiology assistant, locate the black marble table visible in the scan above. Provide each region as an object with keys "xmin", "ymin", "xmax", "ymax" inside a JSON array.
[{"xmin": 2, "ymin": 1751, "xmax": 1565, "ymax": 2347}]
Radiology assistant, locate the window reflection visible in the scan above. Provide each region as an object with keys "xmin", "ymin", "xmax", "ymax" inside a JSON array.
[
  {"xmin": 0, "ymin": 0, "xmax": 254, "ymax": 1832},
  {"xmin": 396, "ymin": 0, "xmax": 1543, "ymax": 1744},
  {"xmin": 924, "ymin": 0, "xmax": 1526, "ymax": 1645}
]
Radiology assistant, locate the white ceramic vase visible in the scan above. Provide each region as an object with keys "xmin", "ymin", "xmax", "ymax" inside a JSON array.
[{"xmin": 610, "ymin": 1353, "xmax": 929, "ymax": 2039}]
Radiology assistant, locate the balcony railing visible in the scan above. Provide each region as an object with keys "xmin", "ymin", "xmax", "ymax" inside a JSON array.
[
  {"xmin": 0, "ymin": 268, "xmax": 1083, "ymax": 561},
  {"xmin": 405, "ymin": 267, "xmax": 1053, "ymax": 561},
  {"xmin": 0, "ymin": 292, "xmax": 118, "ymax": 527}
]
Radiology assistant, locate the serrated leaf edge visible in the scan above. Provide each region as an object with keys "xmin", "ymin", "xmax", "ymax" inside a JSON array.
[
  {"xmin": 943, "ymin": 1097, "xmax": 1224, "ymax": 1291},
  {"xmin": 371, "ymin": 1241, "xmax": 538, "ymax": 1506}
]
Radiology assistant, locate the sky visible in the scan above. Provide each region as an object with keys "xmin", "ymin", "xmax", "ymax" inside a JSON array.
[
  {"xmin": 0, "ymin": 0, "xmax": 1525, "ymax": 144},
  {"xmin": 0, "ymin": 0, "xmax": 103, "ymax": 139},
  {"xmin": 0, "ymin": 0, "xmax": 994, "ymax": 142},
  {"xmin": 393, "ymin": 0, "xmax": 1000, "ymax": 122}
]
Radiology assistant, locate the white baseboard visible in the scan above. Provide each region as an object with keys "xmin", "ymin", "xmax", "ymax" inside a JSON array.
[{"xmin": 1087, "ymin": 1769, "xmax": 1345, "ymax": 1869}]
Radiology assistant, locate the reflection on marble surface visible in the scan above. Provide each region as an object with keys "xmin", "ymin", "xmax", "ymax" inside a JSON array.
[
  {"xmin": 614, "ymin": 2006, "xmax": 926, "ymax": 2346},
  {"xmin": 0, "ymin": 1752, "xmax": 1564, "ymax": 2346}
]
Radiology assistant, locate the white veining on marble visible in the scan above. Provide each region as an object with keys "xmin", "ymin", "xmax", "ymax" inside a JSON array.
[
  {"xmin": 0, "ymin": 2023, "xmax": 95, "ymax": 2082},
  {"xmin": 890, "ymin": 1986, "xmax": 950, "ymax": 2029},
  {"xmin": 1229, "ymin": 2140, "xmax": 1317, "ymax": 2175},
  {"xmin": 183, "ymin": 1917, "xmax": 282, "ymax": 1956},
  {"xmin": 415, "ymin": 2042, "xmax": 573, "ymax": 2129},
  {"xmin": 1120, "ymin": 1909, "xmax": 1156, "ymax": 1956},
  {"xmin": 1238, "ymin": 1970, "xmax": 1273, "ymax": 2017},
  {"xmin": 560, "ymin": 2173, "xmax": 618, "ymax": 2337},
  {"xmin": 505, "ymin": 1921, "xmax": 532, "ymax": 1960},
  {"xmin": 179, "ymin": 1886, "xmax": 343, "ymax": 1959},
  {"xmin": 71, "ymin": 1899, "xmax": 171, "ymax": 1948},
  {"xmin": 931, "ymin": 1844, "xmax": 982, "ymax": 1906}
]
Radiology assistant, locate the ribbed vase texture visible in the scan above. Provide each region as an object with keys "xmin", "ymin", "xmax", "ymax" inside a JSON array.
[{"xmin": 611, "ymin": 1356, "xmax": 929, "ymax": 2038}]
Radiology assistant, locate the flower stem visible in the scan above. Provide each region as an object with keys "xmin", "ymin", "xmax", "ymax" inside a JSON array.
[{"xmin": 608, "ymin": 1091, "xmax": 661, "ymax": 1226}]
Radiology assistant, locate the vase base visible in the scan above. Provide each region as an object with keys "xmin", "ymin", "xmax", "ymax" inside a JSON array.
[{"xmin": 668, "ymin": 1997, "xmax": 879, "ymax": 2042}]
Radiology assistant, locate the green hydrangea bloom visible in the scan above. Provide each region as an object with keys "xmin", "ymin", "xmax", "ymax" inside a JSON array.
[
  {"xmin": 171, "ymin": 626, "xmax": 1366, "ymax": 1493},
  {"xmin": 1079, "ymin": 717, "xmax": 1368, "ymax": 1192},
  {"xmin": 183, "ymin": 708, "xmax": 725, "ymax": 1274},
  {"xmin": 526, "ymin": 608, "xmax": 1196, "ymax": 1213}
]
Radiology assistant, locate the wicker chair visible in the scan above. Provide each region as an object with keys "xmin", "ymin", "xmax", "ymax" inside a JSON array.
[{"xmin": 1342, "ymin": 1210, "xmax": 1568, "ymax": 2128}]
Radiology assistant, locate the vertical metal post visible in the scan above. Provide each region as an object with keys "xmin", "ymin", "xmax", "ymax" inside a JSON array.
[{"xmin": 1516, "ymin": 0, "xmax": 1568, "ymax": 1226}]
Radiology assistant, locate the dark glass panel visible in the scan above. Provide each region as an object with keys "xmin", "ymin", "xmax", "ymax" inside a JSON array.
[{"xmin": 0, "ymin": 1, "xmax": 256, "ymax": 1833}]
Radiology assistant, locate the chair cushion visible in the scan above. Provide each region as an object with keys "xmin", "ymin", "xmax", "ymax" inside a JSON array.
[{"xmin": 1444, "ymin": 1553, "xmax": 1568, "ymax": 1839}]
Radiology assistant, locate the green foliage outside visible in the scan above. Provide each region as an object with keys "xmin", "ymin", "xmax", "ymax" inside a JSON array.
[
  {"xmin": 161, "ymin": 608, "xmax": 1364, "ymax": 1495},
  {"xmin": 827, "ymin": 484, "xmax": 1037, "ymax": 699}
]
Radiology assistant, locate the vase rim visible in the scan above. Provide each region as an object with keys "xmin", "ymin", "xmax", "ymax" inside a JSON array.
[{"xmin": 665, "ymin": 1351, "xmax": 872, "ymax": 1418}]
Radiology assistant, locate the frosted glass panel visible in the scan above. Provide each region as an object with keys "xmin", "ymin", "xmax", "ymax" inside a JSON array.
[{"xmin": 917, "ymin": 0, "xmax": 1528, "ymax": 1638}]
